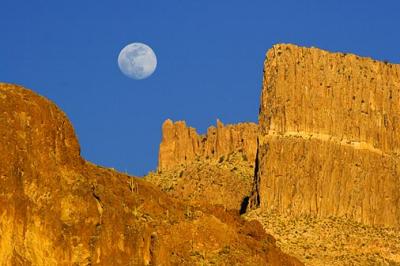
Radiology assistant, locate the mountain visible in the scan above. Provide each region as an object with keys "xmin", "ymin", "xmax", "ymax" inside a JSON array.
[
  {"xmin": 0, "ymin": 83, "xmax": 301, "ymax": 265},
  {"xmin": 147, "ymin": 44, "xmax": 400, "ymax": 265}
]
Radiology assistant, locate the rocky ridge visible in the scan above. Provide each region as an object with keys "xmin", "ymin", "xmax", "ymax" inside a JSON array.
[
  {"xmin": 158, "ymin": 119, "xmax": 258, "ymax": 172},
  {"xmin": 147, "ymin": 120, "xmax": 257, "ymax": 211},
  {"xmin": 0, "ymin": 83, "xmax": 301, "ymax": 265}
]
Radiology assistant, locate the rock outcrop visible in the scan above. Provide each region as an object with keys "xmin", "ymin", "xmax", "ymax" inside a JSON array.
[
  {"xmin": 250, "ymin": 44, "xmax": 400, "ymax": 227},
  {"xmin": 0, "ymin": 83, "xmax": 301, "ymax": 265},
  {"xmin": 158, "ymin": 119, "xmax": 258, "ymax": 172},
  {"xmin": 148, "ymin": 119, "xmax": 257, "ymax": 211}
]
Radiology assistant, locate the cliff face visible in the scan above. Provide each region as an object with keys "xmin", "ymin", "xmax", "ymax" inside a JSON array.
[
  {"xmin": 158, "ymin": 119, "xmax": 258, "ymax": 172},
  {"xmin": 0, "ymin": 83, "xmax": 301, "ymax": 265},
  {"xmin": 251, "ymin": 44, "xmax": 400, "ymax": 227}
]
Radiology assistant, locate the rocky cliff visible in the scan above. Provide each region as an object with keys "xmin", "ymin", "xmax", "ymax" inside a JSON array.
[
  {"xmin": 0, "ymin": 83, "xmax": 301, "ymax": 265},
  {"xmin": 147, "ymin": 120, "xmax": 257, "ymax": 211},
  {"xmin": 250, "ymin": 44, "xmax": 400, "ymax": 227},
  {"xmin": 158, "ymin": 119, "xmax": 258, "ymax": 172}
]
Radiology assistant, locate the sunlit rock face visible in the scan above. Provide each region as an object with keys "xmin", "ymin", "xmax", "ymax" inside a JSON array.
[
  {"xmin": 154, "ymin": 120, "xmax": 258, "ymax": 211},
  {"xmin": 0, "ymin": 83, "xmax": 302, "ymax": 265},
  {"xmin": 158, "ymin": 119, "xmax": 258, "ymax": 172},
  {"xmin": 250, "ymin": 44, "xmax": 400, "ymax": 227},
  {"xmin": 147, "ymin": 119, "xmax": 258, "ymax": 211}
]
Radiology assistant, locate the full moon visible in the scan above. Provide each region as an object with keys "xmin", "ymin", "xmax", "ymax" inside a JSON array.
[{"xmin": 118, "ymin": 43, "xmax": 157, "ymax": 80}]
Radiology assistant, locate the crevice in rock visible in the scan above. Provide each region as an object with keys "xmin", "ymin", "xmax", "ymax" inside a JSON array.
[
  {"xmin": 248, "ymin": 140, "xmax": 262, "ymax": 210},
  {"xmin": 90, "ymin": 185, "xmax": 104, "ymax": 263},
  {"xmin": 239, "ymin": 196, "xmax": 249, "ymax": 215}
]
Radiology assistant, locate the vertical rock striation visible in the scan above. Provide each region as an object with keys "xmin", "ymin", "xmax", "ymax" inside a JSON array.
[
  {"xmin": 158, "ymin": 119, "xmax": 258, "ymax": 172},
  {"xmin": 251, "ymin": 44, "xmax": 400, "ymax": 227}
]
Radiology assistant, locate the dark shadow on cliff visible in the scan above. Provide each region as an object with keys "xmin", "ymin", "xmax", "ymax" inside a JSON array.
[{"xmin": 240, "ymin": 196, "xmax": 249, "ymax": 214}]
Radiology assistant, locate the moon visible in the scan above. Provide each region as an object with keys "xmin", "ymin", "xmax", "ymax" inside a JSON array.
[{"xmin": 118, "ymin": 43, "xmax": 157, "ymax": 80}]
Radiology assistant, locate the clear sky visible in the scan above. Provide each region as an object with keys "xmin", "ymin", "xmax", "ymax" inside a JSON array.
[{"xmin": 1, "ymin": 0, "xmax": 399, "ymax": 175}]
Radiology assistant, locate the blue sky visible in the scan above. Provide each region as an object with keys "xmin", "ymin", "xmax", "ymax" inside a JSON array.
[{"xmin": 1, "ymin": 0, "xmax": 399, "ymax": 175}]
